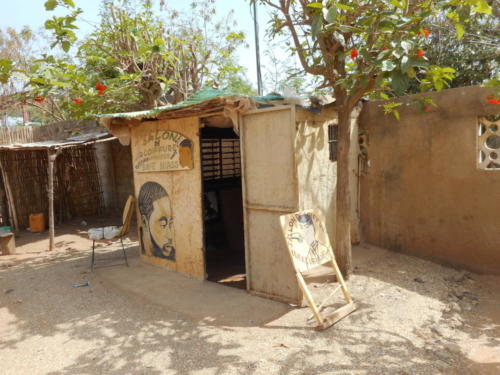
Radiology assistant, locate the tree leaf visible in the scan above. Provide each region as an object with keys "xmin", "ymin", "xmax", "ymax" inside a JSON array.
[
  {"xmin": 44, "ymin": 0, "xmax": 58, "ymax": 11},
  {"xmin": 408, "ymin": 57, "xmax": 429, "ymax": 68},
  {"xmin": 454, "ymin": 23, "xmax": 464, "ymax": 40},
  {"xmin": 406, "ymin": 67, "xmax": 416, "ymax": 78},
  {"xmin": 338, "ymin": 24, "xmax": 358, "ymax": 33},
  {"xmin": 326, "ymin": 7, "xmax": 338, "ymax": 23},
  {"xmin": 473, "ymin": 0, "xmax": 492, "ymax": 14},
  {"xmin": 311, "ymin": 14, "xmax": 323, "ymax": 39},
  {"xmin": 0, "ymin": 59, "xmax": 14, "ymax": 84},
  {"xmin": 391, "ymin": 70, "xmax": 409, "ymax": 96},
  {"xmin": 400, "ymin": 56, "xmax": 410, "ymax": 72},
  {"xmin": 446, "ymin": 11, "xmax": 459, "ymax": 23},
  {"xmin": 400, "ymin": 41, "xmax": 412, "ymax": 53},
  {"xmin": 307, "ymin": 2, "xmax": 323, "ymax": 9},
  {"xmin": 336, "ymin": 3, "xmax": 354, "ymax": 11},
  {"xmin": 378, "ymin": 20, "xmax": 395, "ymax": 30},
  {"xmin": 389, "ymin": 0, "xmax": 404, "ymax": 9},
  {"xmin": 381, "ymin": 60, "xmax": 396, "ymax": 72},
  {"xmin": 44, "ymin": 19, "xmax": 55, "ymax": 29},
  {"xmin": 62, "ymin": 41, "xmax": 71, "ymax": 52},
  {"xmin": 392, "ymin": 49, "xmax": 402, "ymax": 59}
]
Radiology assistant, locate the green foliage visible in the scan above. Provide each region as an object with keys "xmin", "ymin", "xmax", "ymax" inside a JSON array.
[
  {"xmin": 43, "ymin": 0, "xmax": 82, "ymax": 52},
  {"xmin": 3, "ymin": 0, "xmax": 248, "ymax": 120},
  {"xmin": 220, "ymin": 70, "xmax": 256, "ymax": 95},
  {"xmin": 382, "ymin": 101, "xmax": 403, "ymax": 120},
  {"xmin": 0, "ymin": 59, "xmax": 13, "ymax": 84},
  {"xmin": 262, "ymin": 39, "xmax": 326, "ymax": 96},
  {"xmin": 484, "ymin": 77, "xmax": 500, "ymax": 96},
  {"xmin": 422, "ymin": 14, "xmax": 499, "ymax": 89},
  {"xmin": 257, "ymin": 0, "xmax": 496, "ymax": 110},
  {"xmin": 420, "ymin": 66, "xmax": 457, "ymax": 91},
  {"xmin": 0, "ymin": 26, "xmax": 50, "ymax": 122},
  {"xmin": 255, "ymin": 0, "xmax": 497, "ymax": 270},
  {"xmin": 162, "ymin": 0, "xmax": 249, "ymax": 103}
]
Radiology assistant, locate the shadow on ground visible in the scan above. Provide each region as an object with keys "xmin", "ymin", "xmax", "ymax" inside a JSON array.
[{"xmin": 1, "ymin": 226, "xmax": 499, "ymax": 374}]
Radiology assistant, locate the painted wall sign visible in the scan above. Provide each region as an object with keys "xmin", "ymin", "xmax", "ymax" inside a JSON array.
[
  {"xmin": 134, "ymin": 129, "xmax": 193, "ymax": 172},
  {"xmin": 138, "ymin": 181, "xmax": 176, "ymax": 261},
  {"xmin": 282, "ymin": 210, "xmax": 333, "ymax": 272}
]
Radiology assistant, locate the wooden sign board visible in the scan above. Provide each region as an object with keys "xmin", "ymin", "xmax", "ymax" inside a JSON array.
[
  {"xmin": 282, "ymin": 211, "xmax": 333, "ymax": 272},
  {"xmin": 280, "ymin": 209, "xmax": 356, "ymax": 330},
  {"xmin": 134, "ymin": 129, "xmax": 194, "ymax": 172}
]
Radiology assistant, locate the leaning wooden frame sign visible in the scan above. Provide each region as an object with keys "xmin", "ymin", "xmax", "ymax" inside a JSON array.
[{"xmin": 280, "ymin": 210, "xmax": 356, "ymax": 330}]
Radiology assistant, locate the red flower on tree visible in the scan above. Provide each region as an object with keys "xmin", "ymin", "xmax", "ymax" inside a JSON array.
[
  {"xmin": 34, "ymin": 96, "xmax": 44, "ymax": 103},
  {"xmin": 417, "ymin": 49, "xmax": 425, "ymax": 58},
  {"xmin": 95, "ymin": 82, "xmax": 107, "ymax": 91},
  {"xmin": 419, "ymin": 29, "xmax": 430, "ymax": 38},
  {"xmin": 97, "ymin": 90, "xmax": 105, "ymax": 95},
  {"xmin": 487, "ymin": 98, "xmax": 500, "ymax": 105},
  {"xmin": 350, "ymin": 48, "xmax": 359, "ymax": 60},
  {"xmin": 73, "ymin": 98, "xmax": 83, "ymax": 104}
]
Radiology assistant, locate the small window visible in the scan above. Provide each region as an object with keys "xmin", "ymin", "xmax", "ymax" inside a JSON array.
[
  {"xmin": 328, "ymin": 125, "xmax": 338, "ymax": 161},
  {"xmin": 478, "ymin": 115, "xmax": 500, "ymax": 170}
]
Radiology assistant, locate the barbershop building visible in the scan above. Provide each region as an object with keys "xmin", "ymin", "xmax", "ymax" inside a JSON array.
[{"xmin": 101, "ymin": 88, "xmax": 359, "ymax": 305}]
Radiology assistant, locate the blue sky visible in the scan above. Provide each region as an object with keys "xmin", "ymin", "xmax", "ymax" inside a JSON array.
[{"xmin": 0, "ymin": 0, "xmax": 277, "ymax": 90}]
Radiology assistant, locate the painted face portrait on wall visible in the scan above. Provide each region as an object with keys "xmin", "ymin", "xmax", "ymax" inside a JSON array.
[{"xmin": 138, "ymin": 181, "xmax": 176, "ymax": 261}]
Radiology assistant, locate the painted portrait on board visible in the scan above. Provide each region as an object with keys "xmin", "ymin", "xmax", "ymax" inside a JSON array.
[
  {"xmin": 284, "ymin": 212, "xmax": 331, "ymax": 271},
  {"xmin": 138, "ymin": 181, "xmax": 176, "ymax": 261}
]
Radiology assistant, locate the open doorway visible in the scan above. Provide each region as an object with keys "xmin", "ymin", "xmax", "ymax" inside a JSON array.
[{"xmin": 200, "ymin": 123, "xmax": 246, "ymax": 289}]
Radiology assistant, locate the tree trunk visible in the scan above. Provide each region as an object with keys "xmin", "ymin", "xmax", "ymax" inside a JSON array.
[{"xmin": 335, "ymin": 108, "xmax": 353, "ymax": 278}]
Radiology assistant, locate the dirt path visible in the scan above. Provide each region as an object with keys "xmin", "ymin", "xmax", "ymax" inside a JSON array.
[{"xmin": 1, "ymin": 226, "xmax": 499, "ymax": 375}]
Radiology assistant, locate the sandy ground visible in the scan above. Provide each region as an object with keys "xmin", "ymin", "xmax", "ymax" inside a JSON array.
[{"xmin": 1, "ymin": 220, "xmax": 499, "ymax": 375}]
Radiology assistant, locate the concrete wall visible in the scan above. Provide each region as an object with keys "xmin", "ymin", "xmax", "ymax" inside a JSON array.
[
  {"xmin": 360, "ymin": 86, "xmax": 500, "ymax": 274},
  {"xmin": 295, "ymin": 105, "xmax": 361, "ymax": 244}
]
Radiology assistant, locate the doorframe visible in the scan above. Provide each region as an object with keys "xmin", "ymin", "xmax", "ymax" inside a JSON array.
[{"xmin": 198, "ymin": 117, "xmax": 247, "ymax": 287}]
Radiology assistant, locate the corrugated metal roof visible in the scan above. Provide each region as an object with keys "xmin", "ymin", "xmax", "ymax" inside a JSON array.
[
  {"xmin": 0, "ymin": 132, "xmax": 113, "ymax": 150},
  {"xmin": 99, "ymin": 88, "xmax": 284, "ymax": 120}
]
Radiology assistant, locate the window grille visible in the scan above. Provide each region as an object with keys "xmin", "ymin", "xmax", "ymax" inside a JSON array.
[
  {"xmin": 201, "ymin": 138, "xmax": 241, "ymax": 181},
  {"xmin": 478, "ymin": 115, "xmax": 500, "ymax": 170},
  {"xmin": 328, "ymin": 125, "xmax": 338, "ymax": 161}
]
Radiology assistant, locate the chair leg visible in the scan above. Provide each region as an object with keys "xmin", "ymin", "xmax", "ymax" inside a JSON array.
[
  {"xmin": 121, "ymin": 237, "xmax": 129, "ymax": 267},
  {"xmin": 91, "ymin": 240, "xmax": 95, "ymax": 272}
]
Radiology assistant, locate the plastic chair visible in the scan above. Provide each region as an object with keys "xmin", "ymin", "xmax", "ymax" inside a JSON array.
[{"xmin": 89, "ymin": 196, "xmax": 135, "ymax": 271}]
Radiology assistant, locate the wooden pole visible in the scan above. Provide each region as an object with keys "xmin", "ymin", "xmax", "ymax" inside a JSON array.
[
  {"xmin": 48, "ymin": 148, "xmax": 60, "ymax": 251},
  {"xmin": 0, "ymin": 159, "xmax": 19, "ymax": 233}
]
